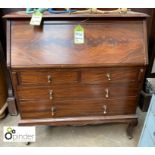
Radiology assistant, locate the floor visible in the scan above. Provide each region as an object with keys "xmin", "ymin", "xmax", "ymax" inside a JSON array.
[{"xmin": 0, "ymin": 108, "xmax": 146, "ymax": 147}]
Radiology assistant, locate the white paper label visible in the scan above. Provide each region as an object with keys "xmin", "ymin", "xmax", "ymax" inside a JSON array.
[
  {"xmin": 30, "ymin": 11, "xmax": 43, "ymax": 26},
  {"xmin": 74, "ymin": 25, "xmax": 84, "ymax": 44}
]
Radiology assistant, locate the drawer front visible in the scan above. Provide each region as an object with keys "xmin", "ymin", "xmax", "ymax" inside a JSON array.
[
  {"xmin": 18, "ymin": 70, "xmax": 78, "ymax": 85},
  {"xmin": 17, "ymin": 83, "xmax": 138, "ymax": 100},
  {"xmin": 81, "ymin": 68, "xmax": 144, "ymax": 84},
  {"xmin": 19, "ymin": 97, "xmax": 137, "ymax": 119}
]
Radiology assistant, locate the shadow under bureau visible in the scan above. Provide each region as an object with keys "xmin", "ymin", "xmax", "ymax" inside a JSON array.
[{"xmin": 4, "ymin": 11, "xmax": 148, "ymax": 138}]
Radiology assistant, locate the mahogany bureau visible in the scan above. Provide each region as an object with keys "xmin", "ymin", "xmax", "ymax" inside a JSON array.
[{"xmin": 4, "ymin": 11, "xmax": 148, "ymax": 138}]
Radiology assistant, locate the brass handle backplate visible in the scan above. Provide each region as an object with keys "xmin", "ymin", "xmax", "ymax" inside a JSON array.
[
  {"xmin": 138, "ymin": 69, "xmax": 144, "ymax": 82},
  {"xmin": 49, "ymin": 90, "xmax": 53, "ymax": 100},
  {"xmin": 106, "ymin": 73, "xmax": 111, "ymax": 81},
  {"xmin": 51, "ymin": 106, "xmax": 56, "ymax": 116},
  {"xmin": 105, "ymin": 88, "xmax": 109, "ymax": 98},
  {"xmin": 47, "ymin": 75, "xmax": 52, "ymax": 83},
  {"xmin": 103, "ymin": 105, "xmax": 107, "ymax": 114}
]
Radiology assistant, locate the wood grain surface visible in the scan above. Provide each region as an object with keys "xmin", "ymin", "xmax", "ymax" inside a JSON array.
[
  {"xmin": 3, "ymin": 11, "xmax": 149, "ymax": 19},
  {"xmin": 10, "ymin": 20, "xmax": 147, "ymax": 68},
  {"xmin": 19, "ymin": 97, "xmax": 137, "ymax": 119},
  {"xmin": 17, "ymin": 83, "xmax": 139, "ymax": 100}
]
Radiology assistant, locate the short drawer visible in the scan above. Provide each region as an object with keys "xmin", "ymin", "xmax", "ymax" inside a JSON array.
[
  {"xmin": 17, "ymin": 70, "xmax": 78, "ymax": 85},
  {"xmin": 81, "ymin": 67, "xmax": 144, "ymax": 84},
  {"xmin": 17, "ymin": 83, "xmax": 139, "ymax": 100},
  {"xmin": 19, "ymin": 97, "xmax": 137, "ymax": 119}
]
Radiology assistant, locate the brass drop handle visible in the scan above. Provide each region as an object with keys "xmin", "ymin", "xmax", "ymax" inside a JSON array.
[
  {"xmin": 51, "ymin": 106, "xmax": 56, "ymax": 116},
  {"xmin": 49, "ymin": 90, "xmax": 53, "ymax": 100},
  {"xmin": 138, "ymin": 69, "xmax": 144, "ymax": 82},
  {"xmin": 105, "ymin": 88, "xmax": 109, "ymax": 98},
  {"xmin": 103, "ymin": 105, "xmax": 107, "ymax": 114},
  {"xmin": 106, "ymin": 73, "xmax": 111, "ymax": 81},
  {"xmin": 47, "ymin": 75, "xmax": 52, "ymax": 83}
]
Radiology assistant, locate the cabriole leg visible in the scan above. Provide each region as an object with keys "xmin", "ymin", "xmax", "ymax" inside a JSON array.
[{"xmin": 127, "ymin": 119, "xmax": 138, "ymax": 139}]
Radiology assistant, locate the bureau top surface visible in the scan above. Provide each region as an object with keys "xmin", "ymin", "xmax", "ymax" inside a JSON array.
[
  {"xmin": 6, "ymin": 11, "xmax": 148, "ymax": 68},
  {"xmin": 3, "ymin": 11, "xmax": 149, "ymax": 19}
]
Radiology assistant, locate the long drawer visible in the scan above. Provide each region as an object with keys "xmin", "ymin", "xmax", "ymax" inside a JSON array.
[
  {"xmin": 17, "ymin": 83, "xmax": 138, "ymax": 100},
  {"xmin": 20, "ymin": 97, "xmax": 137, "ymax": 119}
]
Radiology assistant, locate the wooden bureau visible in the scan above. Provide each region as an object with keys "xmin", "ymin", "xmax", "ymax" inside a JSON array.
[{"xmin": 4, "ymin": 11, "xmax": 148, "ymax": 138}]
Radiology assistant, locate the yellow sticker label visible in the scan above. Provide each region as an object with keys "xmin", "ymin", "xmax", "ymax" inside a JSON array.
[
  {"xmin": 74, "ymin": 25, "xmax": 84, "ymax": 44},
  {"xmin": 30, "ymin": 11, "xmax": 43, "ymax": 26}
]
